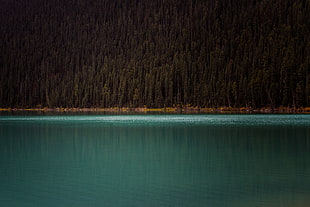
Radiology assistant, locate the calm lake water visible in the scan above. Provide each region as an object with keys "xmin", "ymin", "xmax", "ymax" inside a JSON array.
[{"xmin": 0, "ymin": 114, "xmax": 309, "ymax": 207}]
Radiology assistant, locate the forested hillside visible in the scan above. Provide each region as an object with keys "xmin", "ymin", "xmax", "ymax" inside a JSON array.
[{"xmin": 0, "ymin": 0, "xmax": 309, "ymax": 108}]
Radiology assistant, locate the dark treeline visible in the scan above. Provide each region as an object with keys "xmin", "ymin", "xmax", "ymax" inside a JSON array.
[{"xmin": 0, "ymin": 0, "xmax": 309, "ymax": 108}]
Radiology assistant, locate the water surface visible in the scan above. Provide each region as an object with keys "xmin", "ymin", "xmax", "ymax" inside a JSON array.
[{"xmin": 0, "ymin": 114, "xmax": 309, "ymax": 206}]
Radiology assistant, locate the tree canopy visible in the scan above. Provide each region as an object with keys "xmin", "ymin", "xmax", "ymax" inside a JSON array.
[{"xmin": 0, "ymin": 0, "xmax": 309, "ymax": 108}]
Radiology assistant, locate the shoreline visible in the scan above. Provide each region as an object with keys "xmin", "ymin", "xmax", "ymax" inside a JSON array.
[{"xmin": 0, "ymin": 107, "xmax": 310, "ymax": 114}]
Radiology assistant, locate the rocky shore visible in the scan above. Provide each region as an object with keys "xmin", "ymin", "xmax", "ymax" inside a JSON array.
[{"xmin": 1, "ymin": 107, "xmax": 309, "ymax": 113}]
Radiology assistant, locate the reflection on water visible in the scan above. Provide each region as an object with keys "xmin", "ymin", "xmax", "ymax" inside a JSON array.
[{"xmin": 0, "ymin": 115, "xmax": 309, "ymax": 207}]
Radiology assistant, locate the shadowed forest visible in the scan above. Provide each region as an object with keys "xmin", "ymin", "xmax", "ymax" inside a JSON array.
[{"xmin": 0, "ymin": 0, "xmax": 309, "ymax": 108}]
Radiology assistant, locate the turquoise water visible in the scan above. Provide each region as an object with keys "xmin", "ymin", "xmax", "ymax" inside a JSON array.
[{"xmin": 0, "ymin": 114, "xmax": 309, "ymax": 207}]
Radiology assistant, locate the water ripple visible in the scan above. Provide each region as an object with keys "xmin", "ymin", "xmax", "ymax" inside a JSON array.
[{"xmin": 0, "ymin": 114, "xmax": 309, "ymax": 126}]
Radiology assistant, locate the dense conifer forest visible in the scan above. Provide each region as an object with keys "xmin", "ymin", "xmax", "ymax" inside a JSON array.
[{"xmin": 0, "ymin": 0, "xmax": 309, "ymax": 108}]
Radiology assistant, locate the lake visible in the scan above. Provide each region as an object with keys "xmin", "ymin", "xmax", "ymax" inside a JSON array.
[{"xmin": 0, "ymin": 114, "xmax": 309, "ymax": 207}]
